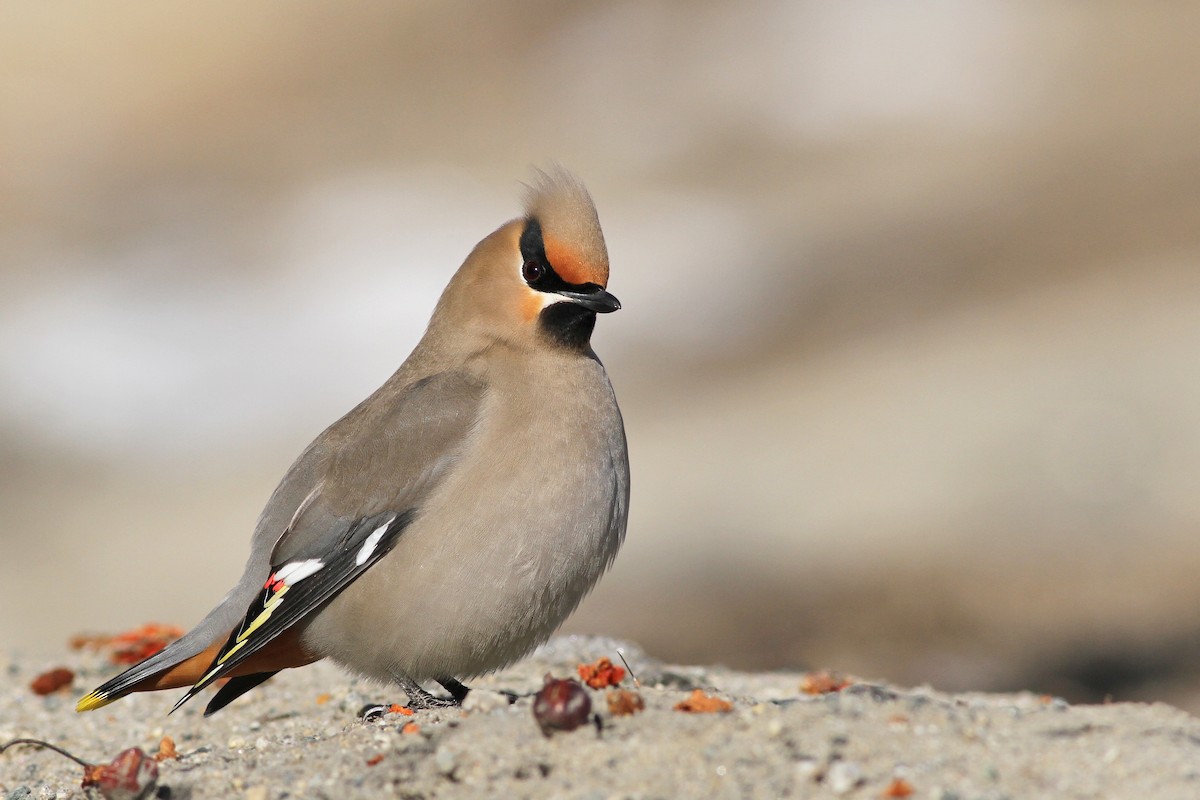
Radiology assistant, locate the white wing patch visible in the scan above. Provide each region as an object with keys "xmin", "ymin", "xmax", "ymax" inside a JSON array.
[
  {"xmin": 274, "ymin": 558, "xmax": 325, "ymax": 585},
  {"xmin": 356, "ymin": 515, "xmax": 396, "ymax": 566}
]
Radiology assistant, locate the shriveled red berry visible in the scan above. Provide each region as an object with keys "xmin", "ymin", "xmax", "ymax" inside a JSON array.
[
  {"xmin": 532, "ymin": 674, "xmax": 591, "ymax": 736},
  {"xmin": 578, "ymin": 657, "xmax": 625, "ymax": 689},
  {"xmin": 30, "ymin": 667, "xmax": 74, "ymax": 695},
  {"xmin": 82, "ymin": 747, "xmax": 159, "ymax": 800}
]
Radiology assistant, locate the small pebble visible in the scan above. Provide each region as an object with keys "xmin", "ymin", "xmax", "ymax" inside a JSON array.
[
  {"xmin": 826, "ymin": 761, "xmax": 863, "ymax": 795},
  {"xmin": 435, "ymin": 747, "xmax": 458, "ymax": 776},
  {"xmin": 462, "ymin": 690, "xmax": 510, "ymax": 714},
  {"xmin": 793, "ymin": 758, "xmax": 821, "ymax": 783},
  {"xmin": 358, "ymin": 704, "xmax": 389, "ymax": 722}
]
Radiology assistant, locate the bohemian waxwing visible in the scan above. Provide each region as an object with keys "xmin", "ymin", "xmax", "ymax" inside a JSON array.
[{"xmin": 77, "ymin": 168, "xmax": 629, "ymax": 715}]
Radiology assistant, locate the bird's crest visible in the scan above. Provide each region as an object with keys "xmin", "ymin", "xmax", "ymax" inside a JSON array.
[{"xmin": 523, "ymin": 167, "xmax": 609, "ymax": 288}]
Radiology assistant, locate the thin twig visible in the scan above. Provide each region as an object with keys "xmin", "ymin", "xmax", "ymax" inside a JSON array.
[
  {"xmin": 0, "ymin": 738, "xmax": 93, "ymax": 767},
  {"xmin": 616, "ymin": 648, "xmax": 640, "ymax": 689}
]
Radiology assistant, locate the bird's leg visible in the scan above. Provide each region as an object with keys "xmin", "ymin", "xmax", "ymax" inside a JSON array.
[
  {"xmin": 437, "ymin": 676, "xmax": 470, "ymax": 704},
  {"xmin": 392, "ymin": 673, "xmax": 459, "ymax": 709}
]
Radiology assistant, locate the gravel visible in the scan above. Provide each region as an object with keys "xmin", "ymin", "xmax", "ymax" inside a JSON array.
[{"xmin": 3, "ymin": 636, "xmax": 1200, "ymax": 798}]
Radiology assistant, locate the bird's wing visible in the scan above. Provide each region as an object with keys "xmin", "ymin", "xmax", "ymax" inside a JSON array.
[
  {"xmin": 266, "ymin": 369, "xmax": 487, "ymax": 565},
  {"xmin": 170, "ymin": 508, "xmax": 413, "ymax": 711},
  {"xmin": 78, "ymin": 369, "xmax": 486, "ymax": 713}
]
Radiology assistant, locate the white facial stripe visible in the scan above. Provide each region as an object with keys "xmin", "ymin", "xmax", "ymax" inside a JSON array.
[
  {"xmin": 275, "ymin": 559, "xmax": 324, "ymax": 585},
  {"xmin": 355, "ymin": 516, "xmax": 395, "ymax": 566},
  {"xmin": 528, "ymin": 286, "xmax": 570, "ymax": 311}
]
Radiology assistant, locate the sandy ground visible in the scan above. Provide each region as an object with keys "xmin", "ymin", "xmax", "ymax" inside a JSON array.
[{"xmin": 3, "ymin": 636, "xmax": 1199, "ymax": 799}]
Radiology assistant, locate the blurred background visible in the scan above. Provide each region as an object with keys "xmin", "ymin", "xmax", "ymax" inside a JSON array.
[{"xmin": 3, "ymin": 3, "xmax": 1200, "ymax": 711}]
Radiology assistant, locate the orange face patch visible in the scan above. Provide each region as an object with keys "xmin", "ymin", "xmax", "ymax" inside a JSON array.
[
  {"xmin": 543, "ymin": 236, "xmax": 602, "ymax": 287},
  {"xmin": 522, "ymin": 289, "xmax": 547, "ymax": 322}
]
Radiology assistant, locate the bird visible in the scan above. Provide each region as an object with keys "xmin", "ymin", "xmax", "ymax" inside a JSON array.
[{"xmin": 76, "ymin": 168, "xmax": 630, "ymax": 716}]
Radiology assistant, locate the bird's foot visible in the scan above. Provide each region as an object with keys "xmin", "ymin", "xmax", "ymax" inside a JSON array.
[
  {"xmin": 405, "ymin": 688, "xmax": 458, "ymax": 710},
  {"xmin": 391, "ymin": 675, "xmax": 468, "ymax": 710},
  {"xmin": 359, "ymin": 692, "xmax": 453, "ymax": 722}
]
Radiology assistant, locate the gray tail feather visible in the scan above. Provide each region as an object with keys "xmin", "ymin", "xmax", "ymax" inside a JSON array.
[
  {"xmin": 80, "ymin": 632, "xmax": 208, "ymax": 706},
  {"xmin": 77, "ymin": 587, "xmax": 255, "ymax": 710}
]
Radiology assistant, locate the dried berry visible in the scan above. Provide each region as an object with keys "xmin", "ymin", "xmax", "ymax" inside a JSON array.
[
  {"xmin": 154, "ymin": 736, "xmax": 177, "ymax": 762},
  {"xmin": 673, "ymin": 689, "xmax": 732, "ymax": 713},
  {"xmin": 532, "ymin": 675, "xmax": 591, "ymax": 735},
  {"xmin": 578, "ymin": 656, "xmax": 625, "ymax": 689},
  {"xmin": 108, "ymin": 624, "xmax": 185, "ymax": 665},
  {"xmin": 882, "ymin": 777, "xmax": 915, "ymax": 797},
  {"xmin": 606, "ymin": 688, "xmax": 645, "ymax": 716},
  {"xmin": 70, "ymin": 624, "xmax": 185, "ymax": 666},
  {"xmin": 799, "ymin": 670, "xmax": 852, "ymax": 695},
  {"xmin": 83, "ymin": 748, "xmax": 159, "ymax": 800},
  {"xmin": 30, "ymin": 667, "xmax": 75, "ymax": 696}
]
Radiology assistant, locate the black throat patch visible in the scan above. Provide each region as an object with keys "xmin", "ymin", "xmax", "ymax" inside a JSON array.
[{"xmin": 538, "ymin": 302, "xmax": 598, "ymax": 350}]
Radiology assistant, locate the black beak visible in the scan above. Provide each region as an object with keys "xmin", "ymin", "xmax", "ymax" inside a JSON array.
[{"xmin": 555, "ymin": 286, "xmax": 621, "ymax": 313}]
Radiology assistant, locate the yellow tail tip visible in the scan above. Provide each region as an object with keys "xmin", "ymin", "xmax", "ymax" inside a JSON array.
[{"xmin": 75, "ymin": 691, "xmax": 113, "ymax": 712}]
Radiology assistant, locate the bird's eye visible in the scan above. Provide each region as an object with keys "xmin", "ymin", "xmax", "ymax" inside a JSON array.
[{"xmin": 522, "ymin": 260, "xmax": 545, "ymax": 284}]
